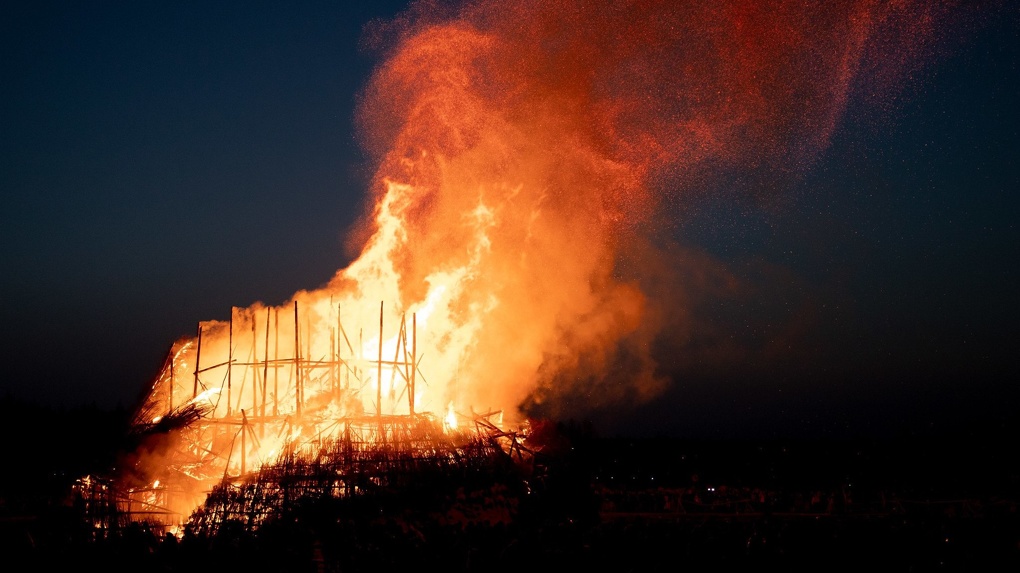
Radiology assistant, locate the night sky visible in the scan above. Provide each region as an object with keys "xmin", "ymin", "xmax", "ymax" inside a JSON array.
[{"xmin": 2, "ymin": 1, "xmax": 1018, "ymax": 442}]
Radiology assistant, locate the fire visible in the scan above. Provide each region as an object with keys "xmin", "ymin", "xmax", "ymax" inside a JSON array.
[
  {"xmin": 445, "ymin": 401, "xmax": 459, "ymax": 431},
  {"xmin": 110, "ymin": 0, "xmax": 946, "ymax": 528},
  {"xmin": 116, "ymin": 173, "xmax": 511, "ymax": 523}
]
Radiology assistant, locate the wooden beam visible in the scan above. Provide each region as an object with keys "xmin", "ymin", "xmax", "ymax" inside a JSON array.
[
  {"xmin": 193, "ymin": 323, "xmax": 203, "ymax": 398},
  {"xmin": 377, "ymin": 301, "xmax": 383, "ymax": 424},
  {"xmin": 411, "ymin": 312, "xmax": 416, "ymax": 415},
  {"xmin": 294, "ymin": 300, "xmax": 301, "ymax": 417},
  {"xmin": 228, "ymin": 307, "xmax": 234, "ymax": 416}
]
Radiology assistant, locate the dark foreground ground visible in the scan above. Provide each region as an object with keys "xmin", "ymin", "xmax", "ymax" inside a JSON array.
[{"xmin": 1, "ymin": 398, "xmax": 1017, "ymax": 572}]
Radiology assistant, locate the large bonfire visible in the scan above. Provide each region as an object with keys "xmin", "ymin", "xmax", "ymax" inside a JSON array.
[{"xmin": 81, "ymin": 0, "xmax": 946, "ymax": 530}]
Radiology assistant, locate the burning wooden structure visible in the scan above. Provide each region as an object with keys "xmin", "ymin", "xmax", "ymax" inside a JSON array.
[{"xmin": 75, "ymin": 300, "xmax": 533, "ymax": 536}]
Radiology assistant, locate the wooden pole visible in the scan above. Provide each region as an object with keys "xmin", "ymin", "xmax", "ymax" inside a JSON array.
[
  {"xmin": 273, "ymin": 307, "xmax": 279, "ymax": 417},
  {"xmin": 240, "ymin": 410, "xmax": 247, "ymax": 475},
  {"xmin": 228, "ymin": 307, "xmax": 234, "ymax": 417},
  {"xmin": 330, "ymin": 328, "xmax": 336, "ymax": 398},
  {"xmin": 337, "ymin": 304, "xmax": 355, "ymax": 392},
  {"xmin": 193, "ymin": 324, "xmax": 203, "ymax": 399},
  {"xmin": 377, "ymin": 301, "xmax": 383, "ymax": 424},
  {"xmin": 294, "ymin": 300, "xmax": 301, "ymax": 417},
  {"xmin": 411, "ymin": 312, "xmax": 416, "ymax": 415},
  {"xmin": 336, "ymin": 306, "xmax": 343, "ymax": 391},
  {"xmin": 252, "ymin": 311, "xmax": 258, "ymax": 421},
  {"xmin": 337, "ymin": 309, "xmax": 354, "ymax": 355},
  {"xmin": 389, "ymin": 315, "xmax": 405, "ymax": 406},
  {"xmin": 305, "ymin": 316, "xmax": 311, "ymax": 398},
  {"xmin": 168, "ymin": 350, "xmax": 174, "ymax": 412},
  {"xmin": 262, "ymin": 307, "xmax": 270, "ymax": 424}
]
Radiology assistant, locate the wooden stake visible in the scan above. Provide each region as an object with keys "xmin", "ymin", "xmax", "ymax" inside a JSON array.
[
  {"xmin": 330, "ymin": 328, "xmax": 336, "ymax": 398},
  {"xmin": 377, "ymin": 301, "xmax": 383, "ymax": 424},
  {"xmin": 168, "ymin": 350, "xmax": 174, "ymax": 412},
  {"xmin": 262, "ymin": 307, "xmax": 270, "ymax": 425},
  {"xmin": 340, "ymin": 303, "xmax": 348, "ymax": 391},
  {"xmin": 411, "ymin": 312, "xmax": 416, "ymax": 415},
  {"xmin": 273, "ymin": 307, "xmax": 279, "ymax": 417},
  {"xmin": 337, "ymin": 308, "xmax": 354, "ymax": 355},
  {"xmin": 389, "ymin": 314, "xmax": 405, "ymax": 404},
  {"xmin": 252, "ymin": 310, "xmax": 258, "ymax": 420},
  {"xmin": 228, "ymin": 307, "xmax": 234, "ymax": 417},
  {"xmin": 294, "ymin": 300, "xmax": 301, "ymax": 417},
  {"xmin": 305, "ymin": 314, "xmax": 311, "ymax": 400},
  {"xmin": 241, "ymin": 409, "xmax": 247, "ymax": 475},
  {"xmin": 193, "ymin": 324, "xmax": 203, "ymax": 399}
]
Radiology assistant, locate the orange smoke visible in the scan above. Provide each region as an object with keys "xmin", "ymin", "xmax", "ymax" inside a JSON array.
[{"xmin": 349, "ymin": 0, "xmax": 948, "ymax": 417}]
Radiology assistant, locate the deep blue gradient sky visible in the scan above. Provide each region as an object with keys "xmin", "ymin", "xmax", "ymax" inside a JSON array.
[
  {"xmin": 2, "ymin": 2, "xmax": 1017, "ymax": 440},
  {"xmin": 2, "ymin": 1, "xmax": 407, "ymax": 407}
]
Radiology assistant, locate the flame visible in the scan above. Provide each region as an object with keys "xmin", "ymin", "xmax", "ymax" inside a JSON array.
[
  {"xmin": 116, "ymin": 0, "xmax": 947, "ymax": 527},
  {"xmin": 445, "ymin": 401, "xmax": 458, "ymax": 431}
]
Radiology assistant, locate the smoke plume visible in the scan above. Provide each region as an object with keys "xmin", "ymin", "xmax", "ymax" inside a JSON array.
[{"xmin": 343, "ymin": 0, "xmax": 949, "ymax": 423}]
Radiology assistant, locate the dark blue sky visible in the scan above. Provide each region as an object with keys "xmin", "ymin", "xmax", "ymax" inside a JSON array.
[
  {"xmin": 2, "ymin": 1, "xmax": 407, "ymax": 408},
  {"xmin": 2, "ymin": 2, "xmax": 1018, "ymax": 440}
]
